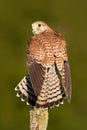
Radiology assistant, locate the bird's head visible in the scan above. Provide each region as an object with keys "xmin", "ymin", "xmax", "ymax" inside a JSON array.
[{"xmin": 32, "ymin": 21, "xmax": 52, "ymax": 35}]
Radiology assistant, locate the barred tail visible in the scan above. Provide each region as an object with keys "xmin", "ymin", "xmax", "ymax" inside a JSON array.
[
  {"xmin": 15, "ymin": 75, "xmax": 37, "ymax": 106},
  {"xmin": 36, "ymin": 65, "xmax": 66, "ymax": 108},
  {"xmin": 15, "ymin": 68, "xmax": 65, "ymax": 108}
]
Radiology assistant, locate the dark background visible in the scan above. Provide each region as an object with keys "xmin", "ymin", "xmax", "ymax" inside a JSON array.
[{"xmin": 0, "ymin": 0, "xmax": 87, "ymax": 130}]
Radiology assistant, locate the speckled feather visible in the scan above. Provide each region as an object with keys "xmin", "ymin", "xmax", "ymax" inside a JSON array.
[{"xmin": 26, "ymin": 30, "xmax": 71, "ymax": 107}]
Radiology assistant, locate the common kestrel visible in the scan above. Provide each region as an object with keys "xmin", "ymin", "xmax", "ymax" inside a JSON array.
[{"xmin": 15, "ymin": 21, "xmax": 71, "ymax": 108}]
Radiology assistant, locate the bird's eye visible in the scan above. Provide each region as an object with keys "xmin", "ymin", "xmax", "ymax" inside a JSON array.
[{"xmin": 38, "ymin": 24, "xmax": 41, "ymax": 27}]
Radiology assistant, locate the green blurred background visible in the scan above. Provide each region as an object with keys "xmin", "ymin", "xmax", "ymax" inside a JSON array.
[{"xmin": 0, "ymin": 0, "xmax": 87, "ymax": 129}]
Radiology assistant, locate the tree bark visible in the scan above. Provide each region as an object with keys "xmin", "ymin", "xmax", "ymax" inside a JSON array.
[{"xmin": 30, "ymin": 106, "xmax": 48, "ymax": 130}]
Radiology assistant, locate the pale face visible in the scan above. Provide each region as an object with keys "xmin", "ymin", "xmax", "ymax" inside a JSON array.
[{"xmin": 32, "ymin": 21, "xmax": 52, "ymax": 35}]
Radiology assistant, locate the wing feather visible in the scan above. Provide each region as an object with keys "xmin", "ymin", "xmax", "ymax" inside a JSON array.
[
  {"xmin": 29, "ymin": 61, "xmax": 46, "ymax": 97},
  {"xmin": 63, "ymin": 61, "xmax": 71, "ymax": 102},
  {"xmin": 27, "ymin": 37, "xmax": 46, "ymax": 97},
  {"xmin": 54, "ymin": 32, "xmax": 72, "ymax": 102}
]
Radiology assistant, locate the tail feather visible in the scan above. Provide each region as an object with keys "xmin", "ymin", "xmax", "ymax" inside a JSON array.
[
  {"xmin": 15, "ymin": 66, "xmax": 65, "ymax": 108},
  {"xmin": 36, "ymin": 65, "xmax": 65, "ymax": 108},
  {"xmin": 15, "ymin": 75, "xmax": 37, "ymax": 106}
]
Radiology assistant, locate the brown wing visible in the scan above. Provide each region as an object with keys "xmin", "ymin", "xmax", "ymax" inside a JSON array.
[
  {"xmin": 27, "ymin": 37, "xmax": 46, "ymax": 97},
  {"xmin": 63, "ymin": 61, "xmax": 71, "ymax": 102},
  {"xmin": 53, "ymin": 32, "xmax": 72, "ymax": 102}
]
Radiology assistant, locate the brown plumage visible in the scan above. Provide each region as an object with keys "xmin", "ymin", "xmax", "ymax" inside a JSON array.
[
  {"xmin": 27, "ymin": 21, "xmax": 71, "ymax": 107},
  {"xmin": 15, "ymin": 21, "xmax": 71, "ymax": 108}
]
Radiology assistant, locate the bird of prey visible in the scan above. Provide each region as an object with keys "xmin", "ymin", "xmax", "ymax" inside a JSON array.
[{"xmin": 15, "ymin": 21, "xmax": 71, "ymax": 108}]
